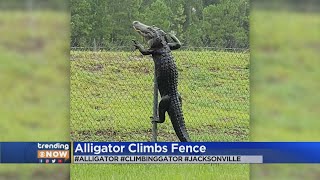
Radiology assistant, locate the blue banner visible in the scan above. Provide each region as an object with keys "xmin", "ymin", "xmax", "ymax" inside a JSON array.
[
  {"xmin": 1, "ymin": 142, "xmax": 320, "ymax": 163},
  {"xmin": 0, "ymin": 142, "xmax": 71, "ymax": 163},
  {"xmin": 74, "ymin": 142, "xmax": 320, "ymax": 163}
]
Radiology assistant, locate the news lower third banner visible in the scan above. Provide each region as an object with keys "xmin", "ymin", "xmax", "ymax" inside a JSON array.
[
  {"xmin": 0, "ymin": 142, "xmax": 71, "ymax": 163},
  {"xmin": 72, "ymin": 142, "xmax": 320, "ymax": 164},
  {"xmin": 1, "ymin": 142, "xmax": 320, "ymax": 164}
]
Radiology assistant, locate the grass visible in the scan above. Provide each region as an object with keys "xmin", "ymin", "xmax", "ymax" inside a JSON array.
[
  {"xmin": 250, "ymin": 9, "xmax": 320, "ymax": 179},
  {"xmin": 250, "ymin": 9, "xmax": 320, "ymax": 141},
  {"xmin": 70, "ymin": 50, "xmax": 250, "ymax": 142},
  {"xmin": 71, "ymin": 164, "xmax": 249, "ymax": 180},
  {"xmin": 70, "ymin": 50, "xmax": 250, "ymax": 179},
  {"xmin": 0, "ymin": 11, "xmax": 69, "ymax": 179}
]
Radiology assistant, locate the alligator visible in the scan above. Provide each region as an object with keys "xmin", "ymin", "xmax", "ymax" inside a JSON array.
[{"xmin": 132, "ymin": 21, "xmax": 191, "ymax": 142}]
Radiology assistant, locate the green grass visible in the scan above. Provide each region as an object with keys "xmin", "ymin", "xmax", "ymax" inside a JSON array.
[
  {"xmin": 250, "ymin": 9, "xmax": 320, "ymax": 179},
  {"xmin": 71, "ymin": 164, "xmax": 249, "ymax": 180},
  {"xmin": 0, "ymin": 11, "xmax": 69, "ymax": 141},
  {"xmin": 70, "ymin": 50, "xmax": 250, "ymax": 179},
  {"xmin": 70, "ymin": 50, "xmax": 250, "ymax": 142},
  {"xmin": 250, "ymin": 10, "xmax": 320, "ymax": 142},
  {"xmin": 0, "ymin": 11, "xmax": 69, "ymax": 179}
]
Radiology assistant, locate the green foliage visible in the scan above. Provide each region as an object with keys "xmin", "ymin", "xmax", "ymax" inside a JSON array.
[
  {"xmin": 102, "ymin": 0, "xmax": 142, "ymax": 45},
  {"xmin": 71, "ymin": 0, "xmax": 93, "ymax": 46},
  {"xmin": 70, "ymin": 0, "xmax": 249, "ymax": 48},
  {"xmin": 203, "ymin": 0, "xmax": 249, "ymax": 48},
  {"xmin": 250, "ymin": 10, "xmax": 320, "ymax": 180},
  {"xmin": 0, "ymin": 11, "xmax": 69, "ymax": 179},
  {"xmin": 141, "ymin": 0, "xmax": 172, "ymax": 31},
  {"xmin": 165, "ymin": 0, "xmax": 186, "ymax": 35}
]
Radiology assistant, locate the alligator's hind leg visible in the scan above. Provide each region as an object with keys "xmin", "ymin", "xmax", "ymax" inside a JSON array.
[{"xmin": 158, "ymin": 95, "xmax": 170, "ymax": 123}]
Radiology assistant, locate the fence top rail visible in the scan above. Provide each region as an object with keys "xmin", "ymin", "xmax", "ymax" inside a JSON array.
[{"xmin": 70, "ymin": 46, "xmax": 250, "ymax": 52}]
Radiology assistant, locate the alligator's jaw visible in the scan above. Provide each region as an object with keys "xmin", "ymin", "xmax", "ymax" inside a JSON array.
[
  {"xmin": 133, "ymin": 25, "xmax": 143, "ymax": 35},
  {"xmin": 132, "ymin": 21, "xmax": 152, "ymax": 39}
]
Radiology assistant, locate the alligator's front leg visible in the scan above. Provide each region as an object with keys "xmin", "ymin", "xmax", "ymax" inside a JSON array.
[
  {"xmin": 132, "ymin": 40, "xmax": 153, "ymax": 55},
  {"xmin": 168, "ymin": 34, "xmax": 182, "ymax": 50}
]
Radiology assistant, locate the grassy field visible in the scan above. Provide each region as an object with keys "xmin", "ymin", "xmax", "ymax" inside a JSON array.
[
  {"xmin": 72, "ymin": 164, "xmax": 249, "ymax": 180},
  {"xmin": 0, "ymin": 11, "xmax": 69, "ymax": 141},
  {"xmin": 0, "ymin": 11, "xmax": 69, "ymax": 179},
  {"xmin": 70, "ymin": 50, "xmax": 250, "ymax": 142},
  {"xmin": 70, "ymin": 50, "xmax": 250, "ymax": 179},
  {"xmin": 250, "ymin": 9, "xmax": 320, "ymax": 179}
]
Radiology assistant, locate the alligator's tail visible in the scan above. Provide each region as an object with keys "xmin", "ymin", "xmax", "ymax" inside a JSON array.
[{"xmin": 167, "ymin": 97, "xmax": 191, "ymax": 142}]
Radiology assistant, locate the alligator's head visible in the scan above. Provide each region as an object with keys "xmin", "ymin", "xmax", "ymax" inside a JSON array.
[{"xmin": 133, "ymin": 21, "xmax": 168, "ymax": 48}]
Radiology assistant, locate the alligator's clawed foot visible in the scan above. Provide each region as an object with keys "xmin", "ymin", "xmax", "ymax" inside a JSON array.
[
  {"xmin": 132, "ymin": 39, "xmax": 139, "ymax": 49},
  {"xmin": 150, "ymin": 116, "xmax": 164, "ymax": 123}
]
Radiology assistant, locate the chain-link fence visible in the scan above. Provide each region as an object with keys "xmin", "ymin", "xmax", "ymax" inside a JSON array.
[{"xmin": 70, "ymin": 46, "xmax": 250, "ymax": 142}]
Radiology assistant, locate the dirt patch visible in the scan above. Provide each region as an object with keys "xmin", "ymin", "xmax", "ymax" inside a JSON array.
[
  {"xmin": 127, "ymin": 67, "xmax": 152, "ymax": 74},
  {"xmin": 32, "ymin": 168, "xmax": 69, "ymax": 180},
  {"xmin": 128, "ymin": 55, "xmax": 146, "ymax": 61},
  {"xmin": 78, "ymin": 63, "xmax": 104, "ymax": 72},
  {"xmin": 217, "ymin": 117, "xmax": 235, "ymax": 122},
  {"xmin": 231, "ymin": 66, "xmax": 246, "ymax": 71},
  {"xmin": 209, "ymin": 67, "xmax": 220, "ymax": 72},
  {"xmin": 88, "ymin": 64, "xmax": 104, "ymax": 72},
  {"xmin": 73, "ymin": 129, "xmax": 117, "ymax": 137},
  {"xmin": 2, "ymin": 37, "xmax": 45, "ymax": 54},
  {"xmin": 71, "ymin": 128, "xmax": 152, "ymax": 141},
  {"xmin": 225, "ymin": 126, "xmax": 249, "ymax": 139},
  {"xmin": 71, "ymin": 124, "xmax": 248, "ymax": 141},
  {"xmin": 0, "ymin": 172, "xmax": 19, "ymax": 180},
  {"xmin": 259, "ymin": 45, "xmax": 278, "ymax": 53},
  {"xmin": 306, "ymin": 42, "xmax": 320, "ymax": 51},
  {"xmin": 0, "ymin": 168, "xmax": 69, "ymax": 180},
  {"xmin": 121, "ymin": 65, "xmax": 152, "ymax": 74},
  {"xmin": 111, "ymin": 68, "xmax": 121, "ymax": 73},
  {"xmin": 266, "ymin": 74, "xmax": 288, "ymax": 84},
  {"xmin": 20, "ymin": 121, "xmax": 40, "ymax": 130}
]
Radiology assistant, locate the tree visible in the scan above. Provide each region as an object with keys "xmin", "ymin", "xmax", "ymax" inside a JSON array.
[
  {"xmin": 104, "ymin": 0, "xmax": 142, "ymax": 46},
  {"xmin": 202, "ymin": 0, "xmax": 249, "ymax": 48},
  {"xmin": 71, "ymin": 0, "xmax": 93, "ymax": 46},
  {"xmin": 70, "ymin": 0, "xmax": 249, "ymax": 48},
  {"xmin": 202, "ymin": 0, "xmax": 220, "ymax": 7},
  {"xmin": 164, "ymin": 0, "xmax": 186, "ymax": 36},
  {"xmin": 141, "ymin": 0, "xmax": 172, "ymax": 32}
]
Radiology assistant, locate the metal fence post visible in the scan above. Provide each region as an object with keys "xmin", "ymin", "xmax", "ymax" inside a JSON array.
[{"xmin": 152, "ymin": 65, "xmax": 158, "ymax": 142}]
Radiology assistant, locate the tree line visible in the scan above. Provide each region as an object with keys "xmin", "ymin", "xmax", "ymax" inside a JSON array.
[{"xmin": 71, "ymin": 0, "xmax": 249, "ymax": 49}]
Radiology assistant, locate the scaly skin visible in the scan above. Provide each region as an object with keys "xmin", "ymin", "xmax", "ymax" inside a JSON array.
[
  {"xmin": 132, "ymin": 21, "xmax": 191, "ymax": 142},
  {"xmin": 153, "ymin": 47, "xmax": 191, "ymax": 142}
]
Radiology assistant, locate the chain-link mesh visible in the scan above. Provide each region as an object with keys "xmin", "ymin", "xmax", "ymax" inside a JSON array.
[{"xmin": 70, "ymin": 47, "xmax": 249, "ymax": 142}]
